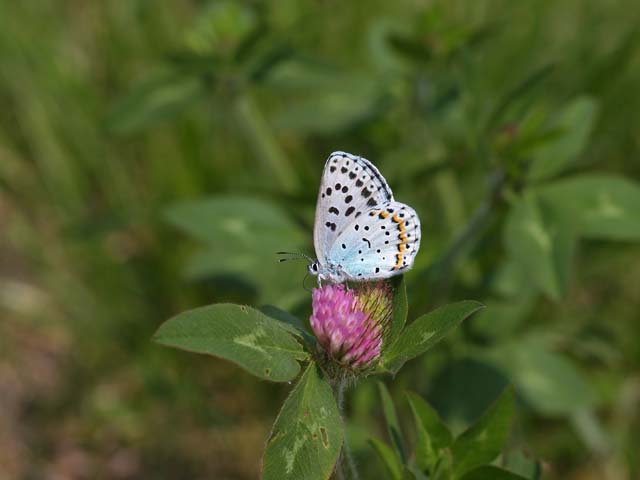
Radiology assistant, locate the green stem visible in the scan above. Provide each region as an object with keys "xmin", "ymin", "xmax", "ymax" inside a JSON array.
[{"xmin": 334, "ymin": 378, "xmax": 359, "ymax": 480}]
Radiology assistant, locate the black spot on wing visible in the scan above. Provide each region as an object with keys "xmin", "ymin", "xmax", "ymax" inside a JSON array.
[
  {"xmin": 345, "ymin": 195, "xmax": 353, "ymax": 203},
  {"xmin": 328, "ymin": 207, "xmax": 339, "ymax": 215},
  {"xmin": 345, "ymin": 206, "xmax": 355, "ymax": 216},
  {"xmin": 367, "ymin": 198, "xmax": 378, "ymax": 207},
  {"xmin": 356, "ymin": 157, "xmax": 393, "ymax": 201}
]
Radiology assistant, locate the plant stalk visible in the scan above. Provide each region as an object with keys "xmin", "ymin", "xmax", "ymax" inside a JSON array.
[{"xmin": 334, "ymin": 377, "xmax": 359, "ymax": 480}]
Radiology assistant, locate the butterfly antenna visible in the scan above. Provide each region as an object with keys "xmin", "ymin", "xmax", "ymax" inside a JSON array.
[{"xmin": 276, "ymin": 251, "xmax": 314, "ymax": 263}]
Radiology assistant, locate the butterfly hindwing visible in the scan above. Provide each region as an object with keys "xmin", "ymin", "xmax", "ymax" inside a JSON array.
[
  {"xmin": 328, "ymin": 201, "xmax": 421, "ymax": 280},
  {"xmin": 313, "ymin": 151, "xmax": 394, "ymax": 265}
]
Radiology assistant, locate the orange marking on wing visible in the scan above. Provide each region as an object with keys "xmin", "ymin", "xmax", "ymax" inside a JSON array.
[
  {"xmin": 391, "ymin": 214, "xmax": 409, "ymax": 270},
  {"xmin": 394, "ymin": 253, "xmax": 403, "ymax": 269}
]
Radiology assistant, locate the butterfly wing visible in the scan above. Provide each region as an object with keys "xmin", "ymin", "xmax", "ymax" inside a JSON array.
[
  {"xmin": 328, "ymin": 201, "xmax": 421, "ymax": 280},
  {"xmin": 313, "ymin": 151, "xmax": 394, "ymax": 265}
]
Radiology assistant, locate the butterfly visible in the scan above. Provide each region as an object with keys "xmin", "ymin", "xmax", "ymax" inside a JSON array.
[{"xmin": 306, "ymin": 151, "xmax": 421, "ymax": 284}]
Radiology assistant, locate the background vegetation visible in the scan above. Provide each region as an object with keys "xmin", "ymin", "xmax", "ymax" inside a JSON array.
[{"xmin": 1, "ymin": 0, "xmax": 639, "ymax": 478}]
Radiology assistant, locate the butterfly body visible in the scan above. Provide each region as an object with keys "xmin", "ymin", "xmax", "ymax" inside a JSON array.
[{"xmin": 310, "ymin": 151, "xmax": 421, "ymax": 284}]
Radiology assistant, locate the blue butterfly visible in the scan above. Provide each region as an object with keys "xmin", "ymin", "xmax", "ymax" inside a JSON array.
[{"xmin": 307, "ymin": 151, "xmax": 421, "ymax": 284}]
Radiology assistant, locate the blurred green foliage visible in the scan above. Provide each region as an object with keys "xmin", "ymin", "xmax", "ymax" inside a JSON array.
[{"xmin": 1, "ymin": 0, "xmax": 640, "ymax": 479}]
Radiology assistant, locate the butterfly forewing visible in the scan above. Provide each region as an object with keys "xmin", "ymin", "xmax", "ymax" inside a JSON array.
[
  {"xmin": 313, "ymin": 152, "xmax": 394, "ymax": 265},
  {"xmin": 328, "ymin": 201, "xmax": 421, "ymax": 280}
]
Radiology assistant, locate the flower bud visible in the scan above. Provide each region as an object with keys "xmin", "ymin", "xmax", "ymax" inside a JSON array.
[{"xmin": 309, "ymin": 282, "xmax": 392, "ymax": 370}]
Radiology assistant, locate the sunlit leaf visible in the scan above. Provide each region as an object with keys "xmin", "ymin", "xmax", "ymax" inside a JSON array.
[
  {"xmin": 406, "ymin": 391, "xmax": 453, "ymax": 471},
  {"xmin": 165, "ymin": 195, "xmax": 307, "ymax": 307},
  {"xmin": 503, "ymin": 191, "xmax": 576, "ymax": 300},
  {"xmin": 451, "ymin": 387, "xmax": 515, "ymax": 477},
  {"xmin": 154, "ymin": 303, "xmax": 308, "ymax": 382},
  {"xmin": 528, "ymin": 97, "xmax": 598, "ymax": 181},
  {"xmin": 484, "ymin": 336, "xmax": 595, "ymax": 415},
  {"xmin": 369, "ymin": 438, "xmax": 403, "ymax": 480},
  {"xmin": 537, "ymin": 174, "xmax": 640, "ymax": 240},
  {"xmin": 262, "ymin": 362, "xmax": 343, "ymax": 480},
  {"xmin": 382, "ymin": 301, "xmax": 484, "ymax": 374}
]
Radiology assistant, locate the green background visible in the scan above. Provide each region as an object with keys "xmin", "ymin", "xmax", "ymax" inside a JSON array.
[{"xmin": 1, "ymin": 1, "xmax": 639, "ymax": 478}]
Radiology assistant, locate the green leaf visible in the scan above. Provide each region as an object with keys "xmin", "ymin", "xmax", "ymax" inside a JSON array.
[
  {"xmin": 378, "ymin": 382, "xmax": 406, "ymax": 464},
  {"xmin": 484, "ymin": 336, "xmax": 595, "ymax": 415},
  {"xmin": 502, "ymin": 450, "xmax": 542, "ymax": 480},
  {"xmin": 259, "ymin": 305, "xmax": 317, "ymax": 352},
  {"xmin": 432, "ymin": 449, "xmax": 454, "ymax": 480},
  {"xmin": 470, "ymin": 293, "xmax": 535, "ymax": 339},
  {"xmin": 369, "ymin": 438, "xmax": 403, "ymax": 480},
  {"xmin": 259, "ymin": 305, "xmax": 312, "ymax": 340},
  {"xmin": 403, "ymin": 465, "xmax": 430, "ymax": 480},
  {"xmin": 262, "ymin": 362, "xmax": 343, "ymax": 480},
  {"xmin": 183, "ymin": 1, "xmax": 257, "ymax": 57},
  {"xmin": 460, "ymin": 466, "xmax": 529, "ymax": 480},
  {"xmin": 503, "ymin": 191, "xmax": 576, "ymax": 300},
  {"xmin": 382, "ymin": 301, "xmax": 484, "ymax": 374},
  {"xmin": 528, "ymin": 97, "xmax": 598, "ymax": 181},
  {"xmin": 153, "ymin": 303, "xmax": 308, "ymax": 382},
  {"xmin": 165, "ymin": 195, "xmax": 305, "ymax": 246},
  {"xmin": 165, "ymin": 195, "xmax": 307, "ymax": 307},
  {"xmin": 406, "ymin": 392, "xmax": 453, "ymax": 471},
  {"xmin": 388, "ymin": 275, "xmax": 408, "ymax": 345},
  {"xmin": 537, "ymin": 174, "xmax": 640, "ymax": 241},
  {"xmin": 105, "ymin": 70, "xmax": 205, "ymax": 135},
  {"xmin": 451, "ymin": 387, "xmax": 515, "ymax": 477},
  {"xmin": 265, "ymin": 63, "xmax": 386, "ymax": 134}
]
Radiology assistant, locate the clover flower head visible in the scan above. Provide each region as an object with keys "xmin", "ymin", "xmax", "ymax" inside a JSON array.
[{"xmin": 309, "ymin": 282, "xmax": 392, "ymax": 370}]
